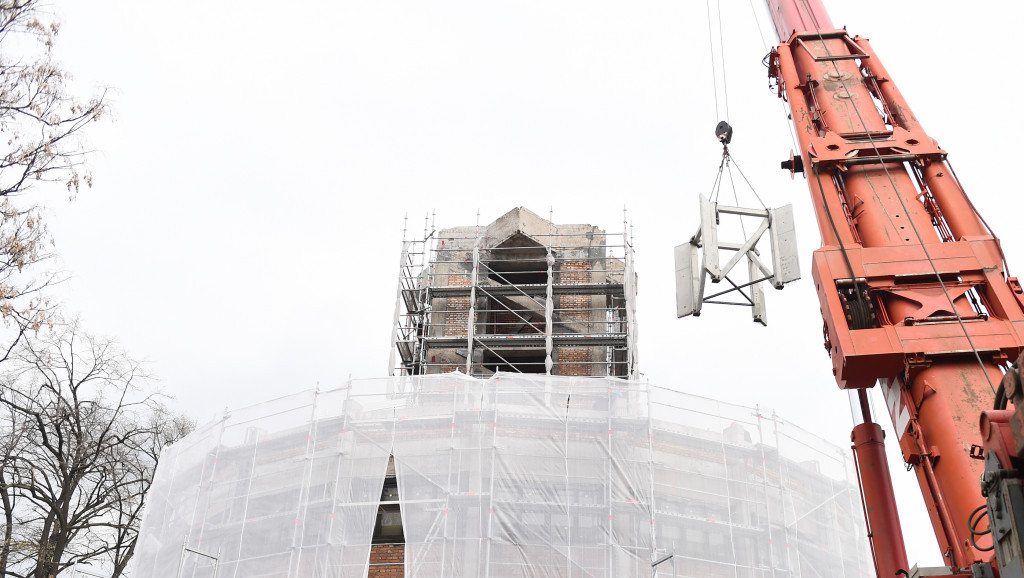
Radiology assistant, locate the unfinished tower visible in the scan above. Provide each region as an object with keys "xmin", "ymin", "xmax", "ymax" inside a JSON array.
[{"xmin": 390, "ymin": 207, "xmax": 638, "ymax": 378}]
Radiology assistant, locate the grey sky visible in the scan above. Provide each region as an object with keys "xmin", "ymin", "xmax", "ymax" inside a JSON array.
[{"xmin": 31, "ymin": 0, "xmax": 1021, "ymax": 568}]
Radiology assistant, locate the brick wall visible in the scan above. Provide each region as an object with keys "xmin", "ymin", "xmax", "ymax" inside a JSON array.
[
  {"xmin": 557, "ymin": 260, "xmax": 593, "ymax": 375},
  {"xmin": 559, "ymin": 260, "xmax": 591, "ymax": 284},
  {"xmin": 369, "ymin": 544, "xmax": 404, "ymax": 577},
  {"xmin": 445, "ymin": 274, "xmax": 471, "ymax": 337},
  {"xmin": 557, "ymin": 347, "xmax": 592, "ymax": 376},
  {"xmin": 559, "ymin": 294, "xmax": 590, "ymax": 323},
  {"xmin": 559, "ymin": 260, "xmax": 592, "ymax": 325}
]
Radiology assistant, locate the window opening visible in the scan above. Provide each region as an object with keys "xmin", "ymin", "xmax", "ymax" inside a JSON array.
[
  {"xmin": 487, "ymin": 258, "xmax": 547, "ymax": 285},
  {"xmin": 482, "ymin": 350, "xmax": 546, "ymax": 374},
  {"xmin": 372, "ymin": 474, "xmax": 404, "ymax": 544}
]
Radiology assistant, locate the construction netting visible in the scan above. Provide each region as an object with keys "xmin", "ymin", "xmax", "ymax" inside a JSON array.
[{"xmin": 133, "ymin": 374, "xmax": 873, "ymax": 578}]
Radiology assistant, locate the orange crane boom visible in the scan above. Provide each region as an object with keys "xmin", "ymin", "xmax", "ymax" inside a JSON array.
[{"xmin": 764, "ymin": 1, "xmax": 1024, "ymax": 576}]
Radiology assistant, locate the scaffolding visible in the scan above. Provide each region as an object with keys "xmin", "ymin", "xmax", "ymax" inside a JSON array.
[
  {"xmin": 133, "ymin": 374, "xmax": 873, "ymax": 578},
  {"xmin": 389, "ymin": 208, "xmax": 639, "ymax": 379}
]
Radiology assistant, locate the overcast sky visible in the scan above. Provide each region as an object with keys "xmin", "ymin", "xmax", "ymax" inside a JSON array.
[{"xmin": 26, "ymin": 0, "xmax": 1023, "ymax": 568}]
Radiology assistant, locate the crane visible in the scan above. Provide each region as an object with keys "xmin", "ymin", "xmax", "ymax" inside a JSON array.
[{"xmin": 761, "ymin": 1, "xmax": 1024, "ymax": 576}]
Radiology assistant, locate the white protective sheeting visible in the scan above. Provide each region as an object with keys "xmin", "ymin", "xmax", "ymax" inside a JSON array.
[
  {"xmin": 132, "ymin": 383, "xmax": 395, "ymax": 578},
  {"xmin": 134, "ymin": 374, "xmax": 873, "ymax": 578}
]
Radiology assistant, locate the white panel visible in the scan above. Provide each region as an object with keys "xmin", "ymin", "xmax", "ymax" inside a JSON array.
[
  {"xmin": 700, "ymin": 195, "xmax": 721, "ymax": 281},
  {"xmin": 749, "ymin": 258, "xmax": 767, "ymax": 326},
  {"xmin": 674, "ymin": 243, "xmax": 700, "ymax": 318},
  {"xmin": 769, "ymin": 204, "xmax": 801, "ymax": 287}
]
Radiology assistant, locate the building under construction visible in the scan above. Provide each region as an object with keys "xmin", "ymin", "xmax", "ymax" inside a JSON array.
[
  {"xmin": 132, "ymin": 210, "xmax": 873, "ymax": 578},
  {"xmin": 390, "ymin": 207, "xmax": 638, "ymax": 378}
]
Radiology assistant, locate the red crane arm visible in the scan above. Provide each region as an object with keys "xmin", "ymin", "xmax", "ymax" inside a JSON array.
[
  {"xmin": 762, "ymin": 0, "xmax": 1024, "ymax": 574},
  {"xmin": 764, "ymin": 0, "xmax": 832, "ymax": 38}
]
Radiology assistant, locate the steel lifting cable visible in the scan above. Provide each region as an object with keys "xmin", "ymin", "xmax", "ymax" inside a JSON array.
[
  {"xmin": 710, "ymin": 3, "xmax": 781, "ymax": 226},
  {"xmin": 704, "ymin": 149, "xmax": 772, "ymax": 309},
  {"xmin": 705, "ymin": 0, "xmax": 733, "ymax": 122},
  {"xmin": 707, "ymin": 4, "xmax": 779, "ymax": 248},
  {"xmin": 716, "ymin": 0, "xmax": 731, "ymax": 122},
  {"xmin": 729, "ymin": 157, "xmax": 769, "ymax": 210},
  {"xmin": 708, "ymin": 148, "xmax": 767, "ymax": 210},
  {"xmin": 709, "ymin": 152, "xmax": 727, "ymax": 203},
  {"xmin": 796, "ymin": 0, "xmax": 997, "ymax": 394},
  {"xmin": 813, "ymin": 166, "xmax": 866, "ymax": 315},
  {"xmin": 946, "ymin": 159, "xmax": 1012, "ymax": 278},
  {"xmin": 705, "ymin": 0, "xmax": 722, "ymax": 122},
  {"xmin": 747, "ymin": 0, "xmax": 801, "ymax": 156},
  {"xmin": 707, "ymin": 145, "xmax": 770, "ymax": 245},
  {"xmin": 746, "ymin": 0, "xmax": 771, "ymax": 53},
  {"xmin": 724, "ymin": 158, "xmax": 751, "ymax": 239}
]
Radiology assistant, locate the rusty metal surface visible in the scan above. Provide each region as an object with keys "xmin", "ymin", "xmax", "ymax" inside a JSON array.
[{"xmin": 769, "ymin": 17, "xmax": 1023, "ymax": 571}]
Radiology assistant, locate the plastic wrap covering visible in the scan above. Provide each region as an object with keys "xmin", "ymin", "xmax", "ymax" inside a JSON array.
[
  {"xmin": 391, "ymin": 374, "xmax": 653, "ymax": 577},
  {"xmin": 135, "ymin": 374, "xmax": 873, "ymax": 578},
  {"xmin": 132, "ymin": 385, "xmax": 395, "ymax": 578},
  {"xmin": 649, "ymin": 388, "xmax": 869, "ymax": 577}
]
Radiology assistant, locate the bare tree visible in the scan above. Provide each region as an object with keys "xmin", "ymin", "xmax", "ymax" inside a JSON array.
[
  {"xmin": 105, "ymin": 407, "xmax": 194, "ymax": 578},
  {"xmin": 0, "ymin": 6, "xmax": 159, "ymax": 576},
  {"xmin": 0, "ymin": 0, "xmax": 107, "ymax": 354},
  {"xmin": 0, "ymin": 320, "xmax": 193, "ymax": 578},
  {"xmin": 0, "ymin": 400, "xmax": 34, "ymax": 572}
]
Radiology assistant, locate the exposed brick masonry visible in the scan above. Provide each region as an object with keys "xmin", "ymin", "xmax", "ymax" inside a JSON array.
[
  {"xmin": 368, "ymin": 544, "xmax": 404, "ymax": 578},
  {"xmin": 559, "ymin": 260, "xmax": 592, "ymax": 284},
  {"xmin": 445, "ymin": 274, "xmax": 471, "ymax": 337},
  {"xmin": 559, "ymin": 294, "xmax": 590, "ymax": 323},
  {"xmin": 557, "ymin": 261, "xmax": 593, "ymax": 376},
  {"xmin": 558, "ymin": 347, "xmax": 592, "ymax": 376}
]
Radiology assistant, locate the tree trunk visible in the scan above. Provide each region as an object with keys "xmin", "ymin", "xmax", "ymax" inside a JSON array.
[
  {"xmin": 0, "ymin": 471, "xmax": 13, "ymax": 577},
  {"xmin": 111, "ymin": 536, "xmax": 136, "ymax": 578}
]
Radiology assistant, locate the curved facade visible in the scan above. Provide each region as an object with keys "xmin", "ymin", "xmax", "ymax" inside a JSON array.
[{"xmin": 134, "ymin": 374, "xmax": 872, "ymax": 577}]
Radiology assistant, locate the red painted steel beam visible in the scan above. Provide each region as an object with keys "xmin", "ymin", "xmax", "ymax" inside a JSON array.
[
  {"xmin": 765, "ymin": 0, "xmax": 833, "ymax": 39},
  {"xmin": 852, "ymin": 420, "xmax": 909, "ymax": 578}
]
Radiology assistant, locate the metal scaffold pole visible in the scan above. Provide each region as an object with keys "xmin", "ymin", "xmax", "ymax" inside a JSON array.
[
  {"xmin": 466, "ymin": 241, "xmax": 480, "ymax": 374},
  {"xmin": 545, "ymin": 207, "xmax": 554, "ymax": 375},
  {"xmin": 388, "ymin": 216, "xmax": 410, "ymax": 376}
]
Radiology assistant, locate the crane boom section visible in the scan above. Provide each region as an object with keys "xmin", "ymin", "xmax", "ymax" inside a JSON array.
[
  {"xmin": 765, "ymin": 0, "xmax": 832, "ymax": 39},
  {"xmin": 764, "ymin": 3, "xmax": 1024, "ymax": 571}
]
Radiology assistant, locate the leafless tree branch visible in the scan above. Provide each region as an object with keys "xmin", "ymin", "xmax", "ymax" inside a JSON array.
[{"xmin": 0, "ymin": 319, "xmax": 194, "ymax": 578}]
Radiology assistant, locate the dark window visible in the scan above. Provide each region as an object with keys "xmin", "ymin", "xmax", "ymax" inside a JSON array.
[
  {"xmin": 487, "ymin": 260, "xmax": 548, "ymax": 285},
  {"xmin": 482, "ymin": 351, "xmax": 546, "ymax": 374},
  {"xmin": 372, "ymin": 476, "xmax": 404, "ymax": 544}
]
